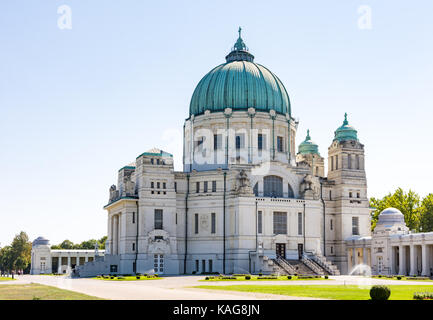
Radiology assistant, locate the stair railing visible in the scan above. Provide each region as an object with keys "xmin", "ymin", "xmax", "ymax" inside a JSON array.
[
  {"xmin": 274, "ymin": 256, "xmax": 296, "ymax": 275},
  {"xmin": 310, "ymin": 254, "xmax": 338, "ymax": 275},
  {"xmin": 301, "ymin": 254, "xmax": 324, "ymax": 275}
]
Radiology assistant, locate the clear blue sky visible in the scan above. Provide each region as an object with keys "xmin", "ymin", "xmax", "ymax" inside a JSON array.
[{"xmin": 1, "ymin": 0, "xmax": 432, "ymax": 246}]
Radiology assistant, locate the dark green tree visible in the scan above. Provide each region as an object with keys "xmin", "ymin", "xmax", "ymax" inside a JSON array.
[
  {"xmin": 370, "ymin": 188, "xmax": 421, "ymax": 231},
  {"xmin": 419, "ymin": 194, "xmax": 433, "ymax": 232}
]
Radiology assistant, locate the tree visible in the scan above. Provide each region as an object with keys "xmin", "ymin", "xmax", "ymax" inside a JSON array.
[
  {"xmin": 0, "ymin": 246, "xmax": 13, "ymax": 273},
  {"xmin": 419, "ymin": 194, "xmax": 433, "ymax": 232},
  {"xmin": 369, "ymin": 188, "xmax": 421, "ymax": 231},
  {"xmin": 9, "ymin": 231, "xmax": 32, "ymax": 272},
  {"xmin": 59, "ymin": 240, "xmax": 74, "ymax": 249}
]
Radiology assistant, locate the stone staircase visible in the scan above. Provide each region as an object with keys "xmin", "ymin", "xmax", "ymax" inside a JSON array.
[
  {"xmin": 307, "ymin": 254, "xmax": 340, "ymax": 276},
  {"xmin": 266, "ymin": 254, "xmax": 341, "ymax": 276}
]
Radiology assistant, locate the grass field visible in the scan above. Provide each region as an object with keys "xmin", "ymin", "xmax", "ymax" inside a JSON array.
[
  {"xmin": 0, "ymin": 276, "xmax": 15, "ymax": 281},
  {"xmin": 201, "ymin": 275, "xmax": 330, "ymax": 282},
  {"xmin": 93, "ymin": 275, "xmax": 161, "ymax": 281},
  {"xmin": 195, "ymin": 284, "xmax": 433, "ymax": 300},
  {"xmin": 0, "ymin": 283, "xmax": 104, "ymax": 300}
]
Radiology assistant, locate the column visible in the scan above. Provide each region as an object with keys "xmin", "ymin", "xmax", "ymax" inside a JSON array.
[
  {"xmin": 58, "ymin": 256, "xmax": 62, "ymax": 273},
  {"xmin": 346, "ymin": 249, "xmax": 351, "ymax": 272},
  {"xmin": 422, "ymin": 244, "xmax": 430, "ymax": 276},
  {"xmin": 409, "ymin": 245, "xmax": 416, "ymax": 276},
  {"xmin": 390, "ymin": 247, "xmax": 396, "ymax": 275},
  {"xmin": 85, "ymin": 256, "xmax": 89, "ymax": 263},
  {"xmin": 76, "ymin": 256, "xmax": 80, "ymax": 267},
  {"xmin": 399, "ymin": 245, "xmax": 406, "ymax": 275},
  {"xmin": 113, "ymin": 215, "xmax": 119, "ymax": 255},
  {"xmin": 363, "ymin": 247, "xmax": 367, "ymax": 265},
  {"xmin": 352, "ymin": 248, "xmax": 356, "ymax": 267},
  {"xmin": 67, "ymin": 256, "xmax": 71, "ymax": 271}
]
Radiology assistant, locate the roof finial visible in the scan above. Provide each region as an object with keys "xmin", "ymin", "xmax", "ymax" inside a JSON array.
[
  {"xmin": 238, "ymin": 26, "xmax": 242, "ymax": 38},
  {"xmin": 343, "ymin": 112, "xmax": 348, "ymax": 125},
  {"xmin": 306, "ymin": 129, "xmax": 311, "ymax": 140}
]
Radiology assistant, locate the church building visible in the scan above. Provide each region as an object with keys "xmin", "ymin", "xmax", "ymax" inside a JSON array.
[{"xmin": 74, "ymin": 29, "xmax": 372, "ymax": 277}]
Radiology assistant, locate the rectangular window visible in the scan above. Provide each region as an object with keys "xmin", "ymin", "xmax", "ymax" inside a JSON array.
[
  {"xmin": 352, "ymin": 217, "xmax": 359, "ymax": 235},
  {"xmin": 211, "ymin": 213, "xmax": 216, "ymax": 234},
  {"xmin": 277, "ymin": 136, "xmax": 284, "ymax": 152},
  {"xmin": 163, "ymin": 182, "xmax": 166, "ymax": 189},
  {"xmin": 209, "ymin": 260, "xmax": 213, "ymax": 272},
  {"xmin": 212, "ymin": 180, "xmax": 217, "ymax": 192},
  {"xmin": 195, "ymin": 214, "xmax": 199, "ymax": 234},
  {"xmin": 258, "ymin": 211, "xmax": 263, "ymax": 234},
  {"xmin": 196, "ymin": 182, "xmax": 200, "ymax": 193},
  {"xmin": 331, "ymin": 157, "xmax": 334, "ymax": 171},
  {"xmin": 357, "ymin": 192, "xmax": 360, "ymax": 198},
  {"xmin": 330, "ymin": 219, "xmax": 333, "ymax": 231},
  {"xmin": 349, "ymin": 192, "xmax": 352, "ymax": 198},
  {"xmin": 273, "ymin": 212, "xmax": 287, "ymax": 235},
  {"xmin": 202, "ymin": 260, "xmax": 206, "ymax": 273},
  {"xmin": 335, "ymin": 156, "xmax": 338, "ymax": 170},
  {"xmin": 154, "ymin": 209, "xmax": 163, "ymax": 230},
  {"xmin": 204, "ymin": 181, "xmax": 208, "ymax": 193},
  {"xmin": 151, "ymin": 181, "xmax": 154, "ymax": 188},
  {"xmin": 195, "ymin": 137, "xmax": 204, "ymax": 151},
  {"xmin": 235, "ymin": 134, "xmax": 244, "ymax": 149},
  {"xmin": 298, "ymin": 212, "xmax": 303, "ymax": 235},
  {"xmin": 174, "ymin": 182, "xmax": 177, "ymax": 192},
  {"xmin": 132, "ymin": 212, "xmax": 135, "ymax": 224},
  {"xmin": 151, "ymin": 158, "xmax": 154, "ymax": 165},
  {"xmin": 156, "ymin": 159, "xmax": 160, "ymax": 165},
  {"xmin": 157, "ymin": 182, "xmax": 160, "ymax": 189},
  {"xmin": 214, "ymin": 134, "xmax": 222, "ymax": 150},
  {"xmin": 195, "ymin": 260, "xmax": 199, "ymax": 272},
  {"xmin": 329, "ymin": 190, "xmax": 332, "ymax": 200},
  {"xmin": 175, "ymin": 213, "xmax": 177, "ymax": 225},
  {"xmin": 132, "ymin": 243, "xmax": 135, "ymax": 251},
  {"xmin": 258, "ymin": 134, "xmax": 263, "ymax": 150}
]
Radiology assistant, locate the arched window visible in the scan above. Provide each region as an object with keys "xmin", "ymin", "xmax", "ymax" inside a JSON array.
[
  {"xmin": 263, "ymin": 175, "xmax": 283, "ymax": 198},
  {"xmin": 287, "ymin": 184, "xmax": 294, "ymax": 198},
  {"xmin": 253, "ymin": 182, "xmax": 259, "ymax": 196}
]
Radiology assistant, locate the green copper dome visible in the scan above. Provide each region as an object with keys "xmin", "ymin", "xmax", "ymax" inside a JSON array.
[
  {"xmin": 334, "ymin": 113, "xmax": 358, "ymax": 142},
  {"xmin": 189, "ymin": 28, "xmax": 291, "ymax": 117},
  {"xmin": 298, "ymin": 129, "xmax": 320, "ymax": 155}
]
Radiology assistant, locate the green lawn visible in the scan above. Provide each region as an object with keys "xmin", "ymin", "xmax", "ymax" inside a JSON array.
[
  {"xmin": 194, "ymin": 284, "xmax": 433, "ymax": 300},
  {"xmin": 0, "ymin": 283, "xmax": 104, "ymax": 300},
  {"xmin": 0, "ymin": 276, "xmax": 16, "ymax": 281},
  {"xmin": 201, "ymin": 275, "xmax": 330, "ymax": 282},
  {"xmin": 93, "ymin": 275, "xmax": 161, "ymax": 281}
]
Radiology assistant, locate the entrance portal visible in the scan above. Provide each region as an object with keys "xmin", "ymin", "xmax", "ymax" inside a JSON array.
[
  {"xmin": 276, "ymin": 243, "xmax": 286, "ymax": 258},
  {"xmin": 298, "ymin": 243, "xmax": 304, "ymax": 260}
]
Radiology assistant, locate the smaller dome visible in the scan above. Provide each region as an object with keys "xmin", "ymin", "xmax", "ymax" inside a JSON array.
[
  {"xmin": 32, "ymin": 236, "xmax": 50, "ymax": 247},
  {"xmin": 334, "ymin": 113, "xmax": 358, "ymax": 142},
  {"xmin": 377, "ymin": 207, "xmax": 405, "ymax": 226},
  {"xmin": 298, "ymin": 129, "xmax": 320, "ymax": 155}
]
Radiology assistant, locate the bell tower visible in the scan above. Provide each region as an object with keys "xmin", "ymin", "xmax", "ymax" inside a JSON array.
[{"xmin": 326, "ymin": 114, "xmax": 371, "ymax": 274}]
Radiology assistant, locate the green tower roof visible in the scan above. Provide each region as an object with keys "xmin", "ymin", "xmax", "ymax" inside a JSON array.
[
  {"xmin": 334, "ymin": 113, "xmax": 358, "ymax": 142},
  {"xmin": 298, "ymin": 129, "xmax": 320, "ymax": 155},
  {"xmin": 189, "ymin": 28, "xmax": 291, "ymax": 117}
]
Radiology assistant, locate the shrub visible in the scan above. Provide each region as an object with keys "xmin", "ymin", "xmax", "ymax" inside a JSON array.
[
  {"xmin": 287, "ymin": 275, "xmax": 292, "ymax": 280},
  {"xmin": 233, "ymin": 274, "xmax": 246, "ymax": 277},
  {"xmin": 154, "ymin": 274, "xmax": 159, "ymax": 277},
  {"xmin": 396, "ymin": 276, "xmax": 402, "ymax": 280},
  {"xmin": 413, "ymin": 292, "xmax": 433, "ymax": 300},
  {"xmin": 136, "ymin": 276, "xmax": 141, "ymax": 279},
  {"xmin": 245, "ymin": 275, "xmax": 251, "ymax": 280},
  {"xmin": 324, "ymin": 275, "xmax": 329, "ymax": 279},
  {"xmin": 370, "ymin": 285, "xmax": 391, "ymax": 300},
  {"xmin": 192, "ymin": 271, "xmax": 196, "ymax": 274},
  {"xmin": 258, "ymin": 273, "xmax": 263, "ymax": 276},
  {"xmin": 377, "ymin": 275, "xmax": 382, "ymax": 278},
  {"xmin": 205, "ymin": 277, "xmax": 209, "ymax": 280}
]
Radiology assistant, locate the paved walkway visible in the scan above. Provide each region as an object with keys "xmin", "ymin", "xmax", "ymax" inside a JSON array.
[{"xmin": 2, "ymin": 275, "xmax": 432, "ymax": 300}]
